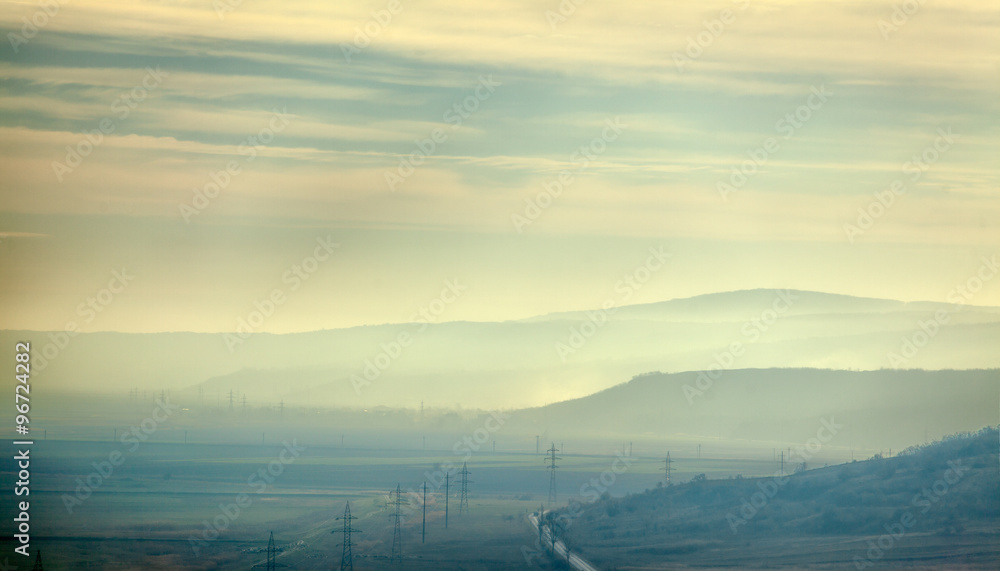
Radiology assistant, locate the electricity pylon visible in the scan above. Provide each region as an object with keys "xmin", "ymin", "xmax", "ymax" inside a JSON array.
[
  {"xmin": 663, "ymin": 451, "xmax": 674, "ymax": 485},
  {"xmin": 332, "ymin": 502, "xmax": 360, "ymax": 571},
  {"xmin": 545, "ymin": 443, "xmax": 561, "ymax": 504},
  {"xmin": 458, "ymin": 462, "xmax": 472, "ymax": 514},
  {"xmin": 389, "ymin": 485, "xmax": 403, "ymax": 564},
  {"xmin": 251, "ymin": 532, "xmax": 286, "ymax": 571},
  {"xmin": 267, "ymin": 531, "xmax": 276, "ymax": 571}
]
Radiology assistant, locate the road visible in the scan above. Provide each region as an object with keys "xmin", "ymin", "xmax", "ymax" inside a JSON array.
[{"xmin": 528, "ymin": 511, "xmax": 599, "ymax": 571}]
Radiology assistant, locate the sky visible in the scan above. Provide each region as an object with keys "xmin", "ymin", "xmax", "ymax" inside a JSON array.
[{"xmin": 0, "ymin": 0, "xmax": 997, "ymax": 334}]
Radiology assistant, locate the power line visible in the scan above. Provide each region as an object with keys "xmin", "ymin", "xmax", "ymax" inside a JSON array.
[
  {"xmin": 389, "ymin": 484, "xmax": 403, "ymax": 564},
  {"xmin": 458, "ymin": 462, "xmax": 472, "ymax": 515},
  {"xmin": 251, "ymin": 531, "xmax": 287, "ymax": 570},
  {"xmin": 545, "ymin": 442, "xmax": 561, "ymax": 505},
  {"xmin": 266, "ymin": 531, "xmax": 276, "ymax": 571},
  {"xmin": 333, "ymin": 502, "xmax": 360, "ymax": 571}
]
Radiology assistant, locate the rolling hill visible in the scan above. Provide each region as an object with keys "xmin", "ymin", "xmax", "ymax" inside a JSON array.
[
  {"xmin": 3, "ymin": 289, "xmax": 999, "ymax": 410},
  {"xmin": 549, "ymin": 427, "xmax": 1000, "ymax": 569}
]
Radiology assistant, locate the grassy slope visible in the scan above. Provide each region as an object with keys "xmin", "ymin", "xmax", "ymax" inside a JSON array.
[{"xmin": 554, "ymin": 427, "xmax": 1000, "ymax": 569}]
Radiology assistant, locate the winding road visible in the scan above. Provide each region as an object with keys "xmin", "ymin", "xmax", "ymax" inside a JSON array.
[{"xmin": 528, "ymin": 511, "xmax": 599, "ymax": 571}]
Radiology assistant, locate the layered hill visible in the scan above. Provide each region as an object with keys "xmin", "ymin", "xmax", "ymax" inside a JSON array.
[
  {"xmin": 3, "ymin": 289, "xmax": 999, "ymax": 410},
  {"xmin": 508, "ymin": 368, "xmax": 1000, "ymax": 452}
]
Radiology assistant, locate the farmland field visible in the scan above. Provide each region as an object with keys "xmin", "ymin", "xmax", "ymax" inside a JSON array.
[{"xmin": 1, "ymin": 435, "xmax": 808, "ymax": 569}]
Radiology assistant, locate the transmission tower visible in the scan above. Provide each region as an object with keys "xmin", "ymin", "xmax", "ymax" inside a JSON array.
[
  {"xmin": 389, "ymin": 484, "xmax": 403, "ymax": 564},
  {"xmin": 545, "ymin": 442, "xmax": 561, "ymax": 504},
  {"xmin": 266, "ymin": 531, "xmax": 276, "ymax": 571},
  {"xmin": 458, "ymin": 462, "xmax": 472, "ymax": 514},
  {"xmin": 663, "ymin": 451, "xmax": 674, "ymax": 485},
  {"xmin": 333, "ymin": 502, "xmax": 360, "ymax": 571},
  {"xmin": 242, "ymin": 393, "xmax": 247, "ymax": 412},
  {"xmin": 251, "ymin": 531, "xmax": 288, "ymax": 570},
  {"xmin": 31, "ymin": 550, "xmax": 43, "ymax": 571},
  {"xmin": 228, "ymin": 389, "xmax": 234, "ymax": 412}
]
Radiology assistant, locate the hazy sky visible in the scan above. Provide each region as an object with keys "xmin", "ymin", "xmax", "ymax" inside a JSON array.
[{"xmin": 1, "ymin": 0, "xmax": 997, "ymax": 333}]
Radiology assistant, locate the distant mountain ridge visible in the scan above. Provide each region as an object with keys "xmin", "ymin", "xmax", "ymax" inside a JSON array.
[
  {"xmin": 519, "ymin": 288, "xmax": 1000, "ymax": 324},
  {"xmin": 3, "ymin": 289, "xmax": 999, "ymax": 410}
]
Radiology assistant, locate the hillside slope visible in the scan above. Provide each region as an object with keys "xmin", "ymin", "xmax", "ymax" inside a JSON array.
[
  {"xmin": 550, "ymin": 427, "xmax": 1000, "ymax": 569},
  {"xmin": 510, "ymin": 368, "xmax": 999, "ymax": 452}
]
